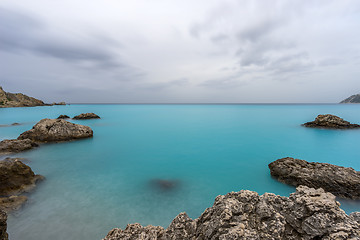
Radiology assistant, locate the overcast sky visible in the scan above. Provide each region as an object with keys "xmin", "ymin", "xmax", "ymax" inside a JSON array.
[{"xmin": 1, "ymin": 0, "xmax": 360, "ymax": 103}]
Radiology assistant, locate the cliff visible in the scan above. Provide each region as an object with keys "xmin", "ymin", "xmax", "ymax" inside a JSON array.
[
  {"xmin": 340, "ymin": 94, "xmax": 360, "ymax": 103},
  {"xmin": 0, "ymin": 86, "xmax": 47, "ymax": 108}
]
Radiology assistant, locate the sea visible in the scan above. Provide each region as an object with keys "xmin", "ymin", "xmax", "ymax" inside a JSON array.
[{"xmin": 1, "ymin": 104, "xmax": 360, "ymax": 240}]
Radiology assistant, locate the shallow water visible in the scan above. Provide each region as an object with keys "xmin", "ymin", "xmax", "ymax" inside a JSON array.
[{"xmin": 1, "ymin": 104, "xmax": 360, "ymax": 240}]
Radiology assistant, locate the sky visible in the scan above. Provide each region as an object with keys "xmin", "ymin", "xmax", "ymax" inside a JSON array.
[{"xmin": 0, "ymin": 0, "xmax": 360, "ymax": 103}]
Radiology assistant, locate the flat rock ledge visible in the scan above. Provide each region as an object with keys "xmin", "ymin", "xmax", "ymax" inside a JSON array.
[
  {"xmin": 303, "ymin": 114, "xmax": 360, "ymax": 129},
  {"xmin": 0, "ymin": 158, "xmax": 44, "ymax": 213},
  {"xmin": 18, "ymin": 118, "xmax": 93, "ymax": 142},
  {"xmin": 0, "ymin": 210, "xmax": 8, "ymax": 240},
  {"xmin": 269, "ymin": 157, "xmax": 360, "ymax": 199},
  {"xmin": 73, "ymin": 113, "xmax": 100, "ymax": 120},
  {"xmin": 103, "ymin": 186, "xmax": 360, "ymax": 240},
  {"xmin": 0, "ymin": 139, "xmax": 38, "ymax": 155}
]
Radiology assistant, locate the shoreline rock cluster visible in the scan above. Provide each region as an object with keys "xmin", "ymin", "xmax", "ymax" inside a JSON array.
[
  {"xmin": 303, "ymin": 114, "xmax": 360, "ymax": 129},
  {"xmin": 104, "ymin": 185, "xmax": 360, "ymax": 240},
  {"xmin": 57, "ymin": 113, "xmax": 100, "ymax": 120}
]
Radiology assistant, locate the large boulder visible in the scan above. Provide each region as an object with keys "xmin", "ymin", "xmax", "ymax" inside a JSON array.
[
  {"xmin": 103, "ymin": 186, "xmax": 360, "ymax": 240},
  {"xmin": 269, "ymin": 157, "xmax": 360, "ymax": 199},
  {"xmin": 303, "ymin": 114, "xmax": 360, "ymax": 129},
  {"xmin": 0, "ymin": 139, "xmax": 38, "ymax": 155},
  {"xmin": 73, "ymin": 113, "xmax": 100, "ymax": 120},
  {"xmin": 0, "ymin": 210, "xmax": 8, "ymax": 240},
  {"xmin": 18, "ymin": 119, "xmax": 93, "ymax": 142}
]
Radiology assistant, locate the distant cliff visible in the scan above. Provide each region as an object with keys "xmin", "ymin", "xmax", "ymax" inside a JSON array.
[
  {"xmin": 340, "ymin": 94, "xmax": 360, "ymax": 103},
  {"xmin": 0, "ymin": 86, "xmax": 47, "ymax": 108}
]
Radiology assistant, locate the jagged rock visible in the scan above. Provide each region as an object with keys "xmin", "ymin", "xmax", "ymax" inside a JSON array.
[
  {"xmin": 340, "ymin": 94, "xmax": 360, "ymax": 103},
  {"xmin": 103, "ymin": 186, "xmax": 360, "ymax": 240},
  {"xmin": 269, "ymin": 157, "xmax": 360, "ymax": 199},
  {"xmin": 73, "ymin": 113, "xmax": 100, "ymax": 120},
  {"xmin": 0, "ymin": 139, "xmax": 38, "ymax": 155},
  {"xmin": 18, "ymin": 119, "xmax": 93, "ymax": 142},
  {"xmin": 303, "ymin": 114, "xmax": 360, "ymax": 129},
  {"xmin": 0, "ymin": 210, "xmax": 8, "ymax": 240},
  {"xmin": 0, "ymin": 86, "xmax": 46, "ymax": 108},
  {"xmin": 57, "ymin": 115, "xmax": 70, "ymax": 119}
]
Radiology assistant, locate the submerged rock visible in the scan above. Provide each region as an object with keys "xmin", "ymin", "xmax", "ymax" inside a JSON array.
[
  {"xmin": 73, "ymin": 113, "xmax": 100, "ymax": 120},
  {"xmin": 18, "ymin": 118, "xmax": 93, "ymax": 142},
  {"xmin": 0, "ymin": 139, "xmax": 38, "ymax": 155},
  {"xmin": 57, "ymin": 115, "xmax": 70, "ymax": 119},
  {"xmin": 0, "ymin": 210, "xmax": 8, "ymax": 240},
  {"xmin": 103, "ymin": 186, "xmax": 360, "ymax": 240},
  {"xmin": 303, "ymin": 114, "xmax": 360, "ymax": 129},
  {"xmin": 150, "ymin": 179, "xmax": 179, "ymax": 191},
  {"xmin": 269, "ymin": 157, "xmax": 360, "ymax": 199}
]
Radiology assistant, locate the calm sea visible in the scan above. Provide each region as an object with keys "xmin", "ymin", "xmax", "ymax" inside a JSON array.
[{"xmin": 1, "ymin": 104, "xmax": 360, "ymax": 240}]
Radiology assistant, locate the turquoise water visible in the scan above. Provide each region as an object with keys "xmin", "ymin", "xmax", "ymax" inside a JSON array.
[{"xmin": 1, "ymin": 104, "xmax": 360, "ymax": 240}]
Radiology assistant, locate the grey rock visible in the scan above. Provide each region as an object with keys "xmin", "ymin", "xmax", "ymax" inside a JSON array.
[
  {"xmin": 18, "ymin": 118, "xmax": 93, "ymax": 142},
  {"xmin": 0, "ymin": 210, "xmax": 8, "ymax": 240},
  {"xmin": 0, "ymin": 139, "xmax": 38, "ymax": 155},
  {"xmin": 73, "ymin": 113, "xmax": 100, "ymax": 120},
  {"xmin": 103, "ymin": 186, "xmax": 360, "ymax": 240},
  {"xmin": 303, "ymin": 114, "xmax": 360, "ymax": 129},
  {"xmin": 340, "ymin": 94, "xmax": 360, "ymax": 103},
  {"xmin": 269, "ymin": 157, "xmax": 360, "ymax": 199}
]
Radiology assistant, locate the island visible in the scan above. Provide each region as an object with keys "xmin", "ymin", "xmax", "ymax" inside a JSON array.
[{"xmin": 340, "ymin": 94, "xmax": 360, "ymax": 103}]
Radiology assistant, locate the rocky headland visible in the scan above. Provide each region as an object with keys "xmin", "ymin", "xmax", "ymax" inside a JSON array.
[
  {"xmin": 0, "ymin": 139, "xmax": 38, "ymax": 155},
  {"xmin": 340, "ymin": 94, "xmax": 360, "ymax": 103},
  {"xmin": 269, "ymin": 157, "xmax": 360, "ymax": 199},
  {"xmin": 73, "ymin": 113, "xmax": 100, "ymax": 119},
  {"xmin": 104, "ymin": 185, "xmax": 360, "ymax": 240},
  {"xmin": 303, "ymin": 114, "xmax": 360, "ymax": 129},
  {"xmin": 0, "ymin": 86, "xmax": 47, "ymax": 108},
  {"xmin": 18, "ymin": 118, "xmax": 93, "ymax": 142}
]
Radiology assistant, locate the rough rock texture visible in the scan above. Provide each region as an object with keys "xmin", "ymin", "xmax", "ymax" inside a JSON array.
[
  {"xmin": 340, "ymin": 94, "xmax": 360, "ymax": 103},
  {"xmin": 0, "ymin": 210, "xmax": 8, "ymax": 240},
  {"xmin": 0, "ymin": 139, "xmax": 38, "ymax": 155},
  {"xmin": 18, "ymin": 118, "xmax": 93, "ymax": 142},
  {"xmin": 0, "ymin": 196, "xmax": 28, "ymax": 213},
  {"xmin": 73, "ymin": 113, "xmax": 100, "ymax": 119},
  {"xmin": 303, "ymin": 114, "xmax": 360, "ymax": 129},
  {"xmin": 269, "ymin": 157, "xmax": 360, "ymax": 199},
  {"xmin": 57, "ymin": 115, "xmax": 70, "ymax": 119},
  {"xmin": 103, "ymin": 186, "xmax": 360, "ymax": 240},
  {"xmin": 0, "ymin": 86, "xmax": 46, "ymax": 108}
]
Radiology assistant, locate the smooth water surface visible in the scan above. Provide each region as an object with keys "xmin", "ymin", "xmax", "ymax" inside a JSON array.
[{"xmin": 1, "ymin": 104, "xmax": 360, "ymax": 239}]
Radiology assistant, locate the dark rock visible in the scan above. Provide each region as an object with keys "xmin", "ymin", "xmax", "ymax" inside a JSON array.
[
  {"xmin": 150, "ymin": 179, "xmax": 179, "ymax": 191},
  {"xmin": 103, "ymin": 186, "xmax": 360, "ymax": 240},
  {"xmin": 269, "ymin": 157, "xmax": 360, "ymax": 199},
  {"xmin": 340, "ymin": 94, "xmax": 360, "ymax": 103},
  {"xmin": 303, "ymin": 114, "xmax": 360, "ymax": 129},
  {"xmin": 52, "ymin": 102, "xmax": 66, "ymax": 105},
  {"xmin": 0, "ymin": 86, "xmax": 46, "ymax": 108},
  {"xmin": 0, "ymin": 139, "xmax": 38, "ymax": 155},
  {"xmin": 18, "ymin": 118, "xmax": 93, "ymax": 142},
  {"xmin": 11, "ymin": 123, "xmax": 20, "ymax": 126},
  {"xmin": 57, "ymin": 115, "xmax": 70, "ymax": 119},
  {"xmin": 73, "ymin": 113, "xmax": 100, "ymax": 120},
  {"xmin": 0, "ymin": 210, "xmax": 8, "ymax": 240}
]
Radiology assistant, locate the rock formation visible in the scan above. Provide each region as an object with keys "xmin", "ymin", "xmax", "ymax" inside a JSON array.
[
  {"xmin": 0, "ymin": 210, "xmax": 8, "ymax": 240},
  {"xmin": 103, "ymin": 186, "xmax": 360, "ymax": 240},
  {"xmin": 269, "ymin": 157, "xmax": 360, "ymax": 199},
  {"xmin": 340, "ymin": 94, "xmax": 360, "ymax": 103},
  {"xmin": 18, "ymin": 119, "xmax": 93, "ymax": 142},
  {"xmin": 52, "ymin": 102, "xmax": 66, "ymax": 105},
  {"xmin": 303, "ymin": 114, "xmax": 360, "ymax": 129},
  {"xmin": 0, "ymin": 139, "xmax": 38, "ymax": 155},
  {"xmin": 73, "ymin": 113, "xmax": 100, "ymax": 119},
  {"xmin": 57, "ymin": 115, "xmax": 70, "ymax": 119},
  {"xmin": 0, "ymin": 158, "xmax": 44, "ymax": 212},
  {"xmin": 0, "ymin": 86, "xmax": 47, "ymax": 108}
]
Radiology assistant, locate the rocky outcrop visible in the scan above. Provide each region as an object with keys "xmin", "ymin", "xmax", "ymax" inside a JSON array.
[
  {"xmin": 73, "ymin": 113, "xmax": 100, "ymax": 120},
  {"xmin": 269, "ymin": 157, "xmax": 360, "ymax": 199},
  {"xmin": 18, "ymin": 119, "xmax": 93, "ymax": 142},
  {"xmin": 303, "ymin": 114, "xmax": 360, "ymax": 129},
  {"xmin": 57, "ymin": 115, "xmax": 70, "ymax": 119},
  {"xmin": 0, "ymin": 158, "xmax": 44, "ymax": 212},
  {"xmin": 340, "ymin": 94, "xmax": 360, "ymax": 103},
  {"xmin": 52, "ymin": 102, "xmax": 66, "ymax": 105},
  {"xmin": 0, "ymin": 210, "xmax": 8, "ymax": 240},
  {"xmin": 0, "ymin": 86, "xmax": 47, "ymax": 108},
  {"xmin": 0, "ymin": 139, "xmax": 38, "ymax": 155},
  {"xmin": 103, "ymin": 186, "xmax": 360, "ymax": 240}
]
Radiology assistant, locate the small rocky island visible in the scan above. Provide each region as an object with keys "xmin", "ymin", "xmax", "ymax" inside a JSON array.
[
  {"xmin": 340, "ymin": 94, "xmax": 360, "ymax": 103},
  {"xmin": 104, "ymin": 186, "xmax": 360, "ymax": 240},
  {"xmin": 303, "ymin": 114, "xmax": 360, "ymax": 129},
  {"xmin": 73, "ymin": 113, "xmax": 100, "ymax": 119},
  {"xmin": 269, "ymin": 157, "xmax": 360, "ymax": 199}
]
